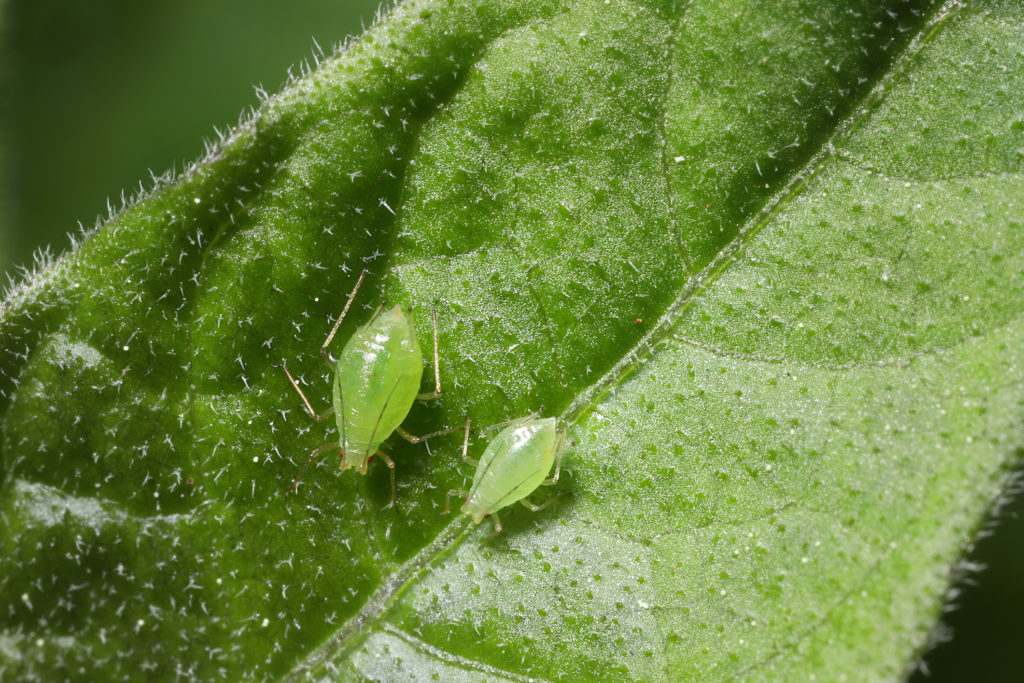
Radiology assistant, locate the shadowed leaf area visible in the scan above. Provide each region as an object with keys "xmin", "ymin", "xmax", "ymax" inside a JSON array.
[{"xmin": 1, "ymin": 0, "xmax": 1023, "ymax": 680}]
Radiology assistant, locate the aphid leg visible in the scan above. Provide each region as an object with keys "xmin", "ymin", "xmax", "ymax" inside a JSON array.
[
  {"xmin": 394, "ymin": 422, "xmax": 467, "ymax": 444},
  {"xmin": 483, "ymin": 411, "xmax": 541, "ymax": 434},
  {"xmin": 541, "ymin": 432, "xmax": 567, "ymax": 486},
  {"xmin": 484, "ymin": 512, "xmax": 503, "ymax": 542},
  {"xmin": 519, "ymin": 491, "xmax": 567, "ymax": 512},
  {"xmin": 442, "ymin": 488, "xmax": 468, "ymax": 515},
  {"xmin": 288, "ymin": 441, "xmax": 340, "ymax": 494},
  {"xmin": 319, "ymin": 269, "xmax": 368, "ymax": 367},
  {"xmin": 374, "ymin": 450, "xmax": 398, "ymax": 509},
  {"xmin": 282, "ymin": 363, "xmax": 334, "ymax": 421},
  {"xmin": 416, "ymin": 306, "xmax": 443, "ymax": 400}
]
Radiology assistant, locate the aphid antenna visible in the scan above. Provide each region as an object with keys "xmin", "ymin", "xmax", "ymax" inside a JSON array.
[
  {"xmin": 483, "ymin": 411, "xmax": 542, "ymax": 434},
  {"xmin": 320, "ymin": 269, "xmax": 368, "ymax": 367},
  {"xmin": 282, "ymin": 362, "xmax": 334, "ymax": 422}
]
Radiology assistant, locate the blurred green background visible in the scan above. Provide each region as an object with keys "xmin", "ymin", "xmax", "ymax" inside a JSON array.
[
  {"xmin": 0, "ymin": 0, "xmax": 1019, "ymax": 679},
  {"xmin": 0, "ymin": 0, "xmax": 383, "ymax": 277}
]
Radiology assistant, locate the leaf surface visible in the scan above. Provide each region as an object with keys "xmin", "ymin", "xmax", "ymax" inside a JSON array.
[{"xmin": 1, "ymin": 0, "xmax": 1022, "ymax": 680}]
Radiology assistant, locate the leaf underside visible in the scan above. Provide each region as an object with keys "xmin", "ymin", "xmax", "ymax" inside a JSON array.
[{"xmin": 1, "ymin": 0, "xmax": 1022, "ymax": 680}]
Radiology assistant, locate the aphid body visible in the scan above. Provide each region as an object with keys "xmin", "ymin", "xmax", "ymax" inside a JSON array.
[
  {"xmin": 463, "ymin": 417, "xmax": 558, "ymax": 522},
  {"xmin": 446, "ymin": 415, "xmax": 565, "ymax": 537},
  {"xmin": 332, "ymin": 304, "xmax": 424, "ymax": 473},
  {"xmin": 284, "ymin": 270, "xmax": 454, "ymax": 503}
]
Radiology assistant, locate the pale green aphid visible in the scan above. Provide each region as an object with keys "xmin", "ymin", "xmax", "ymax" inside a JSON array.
[
  {"xmin": 283, "ymin": 270, "xmax": 457, "ymax": 505},
  {"xmin": 444, "ymin": 415, "xmax": 566, "ymax": 538}
]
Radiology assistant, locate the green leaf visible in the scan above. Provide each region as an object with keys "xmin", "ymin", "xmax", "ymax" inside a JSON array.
[{"xmin": 1, "ymin": 0, "xmax": 1022, "ymax": 680}]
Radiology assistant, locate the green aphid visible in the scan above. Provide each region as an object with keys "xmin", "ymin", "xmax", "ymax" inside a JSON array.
[
  {"xmin": 445, "ymin": 415, "xmax": 566, "ymax": 538},
  {"xmin": 283, "ymin": 270, "xmax": 458, "ymax": 505}
]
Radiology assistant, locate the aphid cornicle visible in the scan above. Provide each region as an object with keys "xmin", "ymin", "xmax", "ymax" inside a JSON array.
[
  {"xmin": 444, "ymin": 415, "xmax": 566, "ymax": 538},
  {"xmin": 282, "ymin": 270, "xmax": 457, "ymax": 505}
]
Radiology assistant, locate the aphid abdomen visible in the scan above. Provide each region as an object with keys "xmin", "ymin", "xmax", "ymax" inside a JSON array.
[
  {"xmin": 462, "ymin": 417, "xmax": 557, "ymax": 523},
  {"xmin": 332, "ymin": 305, "xmax": 424, "ymax": 469}
]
